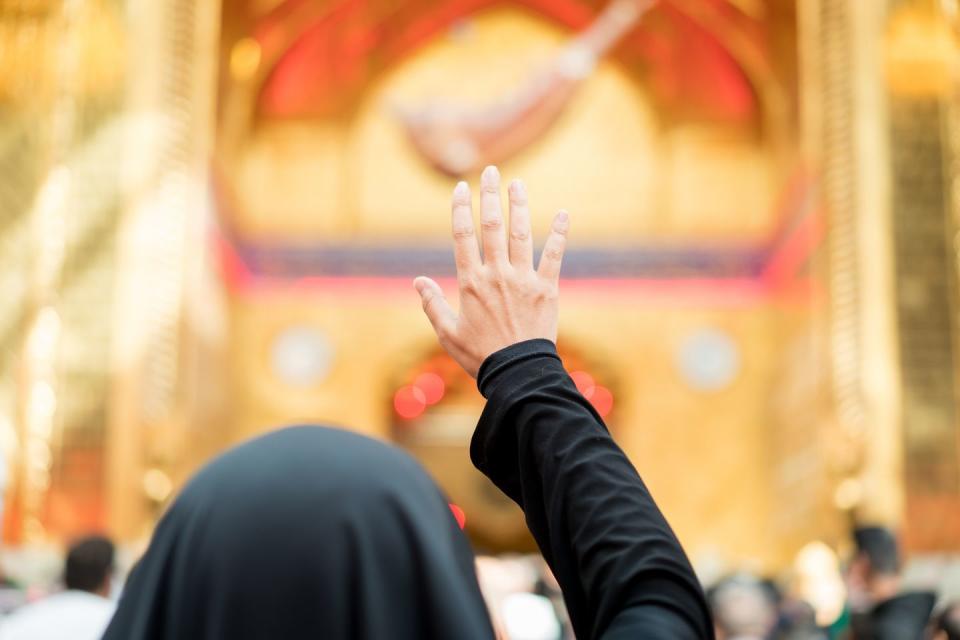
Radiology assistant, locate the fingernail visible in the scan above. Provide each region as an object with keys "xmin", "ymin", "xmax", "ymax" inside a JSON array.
[
  {"xmin": 413, "ymin": 277, "xmax": 425, "ymax": 293},
  {"xmin": 509, "ymin": 178, "xmax": 526, "ymax": 199},
  {"xmin": 481, "ymin": 165, "xmax": 499, "ymax": 186},
  {"xmin": 556, "ymin": 210, "xmax": 569, "ymax": 223},
  {"xmin": 453, "ymin": 181, "xmax": 469, "ymax": 200}
]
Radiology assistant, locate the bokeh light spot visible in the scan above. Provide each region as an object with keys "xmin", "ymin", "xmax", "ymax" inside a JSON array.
[
  {"xmin": 569, "ymin": 370, "xmax": 596, "ymax": 398},
  {"xmin": 394, "ymin": 385, "xmax": 427, "ymax": 419},
  {"xmin": 590, "ymin": 385, "xmax": 613, "ymax": 417},
  {"xmin": 414, "ymin": 372, "xmax": 446, "ymax": 405}
]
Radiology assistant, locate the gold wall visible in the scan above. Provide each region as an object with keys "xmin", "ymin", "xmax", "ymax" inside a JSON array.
[
  {"xmin": 212, "ymin": 4, "xmax": 829, "ymax": 570},
  {"xmin": 222, "ymin": 285, "xmax": 830, "ymax": 570}
]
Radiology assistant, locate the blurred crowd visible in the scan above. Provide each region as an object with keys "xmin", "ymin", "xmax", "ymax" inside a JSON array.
[
  {"xmin": 475, "ymin": 525, "xmax": 960, "ymax": 640},
  {"xmin": 0, "ymin": 524, "xmax": 956, "ymax": 639}
]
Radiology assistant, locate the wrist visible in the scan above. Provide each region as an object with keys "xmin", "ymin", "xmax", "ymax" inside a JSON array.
[{"xmin": 476, "ymin": 339, "xmax": 560, "ymax": 398}]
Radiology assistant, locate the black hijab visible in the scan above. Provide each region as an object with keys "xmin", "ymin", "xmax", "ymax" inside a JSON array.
[{"xmin": 103, "ymin": 425, "xmax": 495, "ymax": 639}]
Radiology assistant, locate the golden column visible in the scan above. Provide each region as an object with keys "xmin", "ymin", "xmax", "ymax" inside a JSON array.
[
  {"xmin": 884, "ymin": 0, "xmax": 960, "ymax": 550},
  {"xmin": 799, "ymin": 0, "xmax": 904, "ymax": 530},
  {"xmin": 802, "ymin": 0, "xmax": 960, "ymax": 550},
  {"xmin": 1, "ymin": 0, "xmax": 130, "ymax": 543},
  {"xmin": 106, "ymin": 0, "xmax": 222, "ymax": 541},
  {"xmin": 1, "ymin": 0, "xmax": 221, "ymax": 543}
]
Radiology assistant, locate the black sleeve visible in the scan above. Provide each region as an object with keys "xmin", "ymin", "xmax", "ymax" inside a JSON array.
[{"xmin": 471, "ymin": 339, "xmax": 714, "ymax": 640}]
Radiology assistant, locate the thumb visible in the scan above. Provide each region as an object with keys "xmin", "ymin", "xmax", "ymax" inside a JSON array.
[{"xmin": 414, "ymin": 277, "xmax": 456, "ymax": 338}]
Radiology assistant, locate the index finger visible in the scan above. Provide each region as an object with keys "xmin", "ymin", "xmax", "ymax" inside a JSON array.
[
  {"xmin": 451, "ymin": 181, "xmax": 481, "ymax": 272},
  {"xmin": 537, "ymin": 210, "xmax": 570, "ymax": 282}
]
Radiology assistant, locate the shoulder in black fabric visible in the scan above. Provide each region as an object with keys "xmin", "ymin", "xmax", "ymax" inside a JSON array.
[
  {"xmin": 102, "ymin": 425, "xmax": 495, "ymax": 640},
  {"xmin": 852, "ymin": 591, "xmax": 937, "ymax": 640}
]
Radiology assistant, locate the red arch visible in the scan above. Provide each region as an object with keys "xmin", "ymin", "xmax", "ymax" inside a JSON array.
[{"xmin": 253, "ymin": 0, "xmax": 762, "ymax": 123}]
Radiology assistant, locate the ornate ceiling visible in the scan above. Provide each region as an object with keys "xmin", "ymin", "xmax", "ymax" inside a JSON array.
[{"xmin": 222, "ymin": 0, "xmax": 795, "ymax": 125}]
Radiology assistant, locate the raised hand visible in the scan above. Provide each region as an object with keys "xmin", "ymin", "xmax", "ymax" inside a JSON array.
[{"xmin": 414, "ymin": 165, "xmax": 570, "ymax": 378}]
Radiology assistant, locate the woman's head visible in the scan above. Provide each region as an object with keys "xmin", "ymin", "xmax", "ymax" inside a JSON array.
[{"xmin": 104, "ymin": 426, "xmax": 493, "ymax": 639}]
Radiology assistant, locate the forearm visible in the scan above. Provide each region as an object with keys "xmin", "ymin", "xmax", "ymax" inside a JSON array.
[{"xmin": 472, "ymin": 340, "xmax": 712, "ymax": 639}]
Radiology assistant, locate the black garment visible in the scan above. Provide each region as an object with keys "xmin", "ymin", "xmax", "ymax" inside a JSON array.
[
  {"xmin": 102, "ymin": 426, "xmax": 494, "ymax": 639},
  {"xmin": 473, "ymin": 339, "xmax": 714, "ymax": 639},
  {"xmin": 849, "ymin": 591, "xmax": 936, "ymax": 640}
]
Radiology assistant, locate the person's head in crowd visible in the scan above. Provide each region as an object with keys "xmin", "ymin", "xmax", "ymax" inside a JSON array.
[
  {"xmin": 65, "ymin": 535, "xmax": 114, "ymax": 597},
  {"xmin": 102, "ymin": 426, "xmax": 494, "ymax": 639},
  {"xmin": 847, "ymin": 525, "xmax": 901, "ymax": 606},
  {"xmin": 777, "ymin": 599, "xmax": 828, "ymax": 640},
  {"xmin": 709, "ymin": 574, "xmax": 777, "ymax": 640},
  {"xmin": 846, "ymin": 525, "xmax": 938, "ymax": 640},
  {"xmin": 936, "ymin": 602, "xmax": 960, "ymax": 640},
  {"xmin": 758, "ymin": 577, "xmax": 783, "ymax": 609}
]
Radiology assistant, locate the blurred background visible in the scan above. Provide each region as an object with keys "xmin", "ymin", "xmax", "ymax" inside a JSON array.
[{"xmin": 1, "ymin": 0, "xmax": 960, "ymax": 634}]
